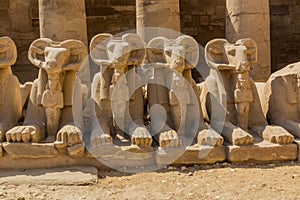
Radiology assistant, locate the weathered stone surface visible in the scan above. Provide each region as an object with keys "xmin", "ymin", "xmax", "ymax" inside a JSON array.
[
  {"xmin": 136, "ymin": 0, "xmax": 180, "ymax": 41},
  {"xmin": 204, "ymin": 38, "xmax": 294, "ymax": 146},
  {"xmin": 259, "ymin": 62, "xmax": 300, "ymax": 139},
  {"xmin": 8, "ymin": 0, "xmax": 32, "ymax": 33},
  {"xmin": 0, "ymin": 166, "xmax": 98, "ymax": 185},
  {"xmin": 0, "ymin": 155, "xmax": 108, "ymax": 170},
  {"xmin": 90, "ymin": 33, "xmax": 151, "ymax": 147},
  {"xmin": 226, "ymin": 142, "xmax": 297, "ymax": 163},
  {"xmin": 226, "ymin": 0, "xmax": 271, "ymax": 81},
  {"xmin": 293, "ymin": 139, "xmax": 300, "ymax": 162},
  {"xmin": 156, "ymin": 145, "xmax": 226, "ymax": 165},
  {"xmin": 68, "ymin": 143, "xmax": 85, "ymax": 157},
  {"xmin": 6, "ymin": 39, "xmax": 87, "ymax": 145},
  {"xmin": 39, "ymin": 0, "xmax": 88, "ymax": 45},
  {"xmin": 146, "ymin": 35, "xmax": 223, "ymax": 148},
  {"xmin": 86, "ymin": 145, "xmax": 154, "ymax": 159},
  {"xmin": 85, "ymin": 145, "xmax": 156, "ymax": 170},
  {"xmin": 54, "ymin": 141, "xmax": 67, "ymax": 152},
  {"xmin": 0, "ymin": 37, "xmax": 24, "ymax": 142},
  {"xmin": 3, "ymin": 143, "xmax": 58, "ymax": 159},
  {"xmin": 1, "ymin": 0, "xmax": 298, "ymax": 83},
  {"xmin": 0, "ymin": 143, "xmax": 3, "ymax": 157}
]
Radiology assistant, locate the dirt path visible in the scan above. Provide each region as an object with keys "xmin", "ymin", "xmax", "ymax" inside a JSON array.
[{"xmin": 1, "ymin": 162, "xmax": 300, "ymax": 200}]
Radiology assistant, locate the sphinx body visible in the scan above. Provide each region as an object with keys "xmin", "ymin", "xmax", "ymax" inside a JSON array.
[
  {"xmin": 262, "ymin": 62, "xmax": 300, "ymax": 139},
  {"xmin": 89, "ymin": 33, "xmax": 152, "ymax": 147},
  {"xmin": 6, "ymin": 38, "xmax": 88, "ymax": 146},
  {"xmin": 202, "ymin": 38, "xmax": 293, "ymax": 145},
  {"xmin": 0, "ymin": 37, "xmax": 23, "ymax": 142},
  {"xmin": 146, "ymin": 35, "xmax": 223, "ymax": 147}
]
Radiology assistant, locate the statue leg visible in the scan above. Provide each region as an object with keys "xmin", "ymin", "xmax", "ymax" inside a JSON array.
[
  {"xmin": 251, "ymin": 125, "xmax": 294, "ymax": 145},
  {"xmin": 235, "ymin": 102, "xmax": 250, "ymax": 132},
  {"xmin": 6, "ymin": 80, "xmax": 46, "ymax": 143},
  {"xmin": 0, "ymin": 75, "xmax": 22, "ymax": 142},
  {"xmin": 220, "ymin": 121, "xmax": 253, "ymax": 145},
  {"xmin": 129, "ymin": 87, "xmax": 152, "ymax": 147}
]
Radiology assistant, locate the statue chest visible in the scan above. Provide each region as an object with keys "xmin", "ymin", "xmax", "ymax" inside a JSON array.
[{"xmin": 41, "ymin": 90, "xmax": 64, "ymax": 108}]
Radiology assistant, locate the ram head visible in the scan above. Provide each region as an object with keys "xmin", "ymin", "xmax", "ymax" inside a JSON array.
[
  {"xmin": 28, "ymin": 38, "xmax": 87, "ymax": 105},
  {"xmin": 205, "ymin": 38, "xmax": 257, "ymax": 72},
  {"xmin": 28, "ymin": 38, "xmax": 87, "ymax": 73},
  {"xmin": 147, "ymin": 35, "xmax": 199, "ymax": 73},
  {"xmin": 90, "ymin": 33, "xmax": 146, "ymax": 68}
]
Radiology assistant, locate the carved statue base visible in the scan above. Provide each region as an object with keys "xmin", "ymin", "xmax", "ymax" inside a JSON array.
[
  {"xmin": 292, "ymin": 139, "xmax": 300, "ymax": 162},
  {"xmin": 0, "ymin": 138, "xmax": 298, "ymax": 169},
  {"xmin": 156, "ymin": 145, "xmax": 226, "ymax": 165},
  {"xmin": 226, "ymin": 137, "xmax": 297, "ymax": 163}
]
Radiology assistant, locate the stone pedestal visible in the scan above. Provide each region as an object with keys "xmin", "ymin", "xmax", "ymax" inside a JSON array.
[
  {"xmin": 0, "ymin": 166, "xmax": 98, "ymax": 186},
  {"xmin": 156, "ymin": 145, "xmax": 226, "ymax": 165},
  {"xmin": 226, "ymin": 141, "xmax": 297, "ymax": 163},
  {"xmin": 39, "ymin": 0, "xmax": 88, "ymax": 45},
  {"xmin": 0, "ymin": 144, "xmax": 3, "ymax": 157},
  {"xmin": 226, "ymin": 0, "xmax": 270, "ymax": 82},
  {"xmin": 136, "ymin": 0, "xmax": 180, "ymax": 42},
  {"xmin": 86, "ymin": 145, "xmax": 156, "ymax": 172},
  {"xmin": 3, "ymin": 143, "xmax": 58, "ymax": 159},
  {"xmin": 0, "ymin": 141, "xmax": 298, "ymax": 169},
  {"xmin": 0, "ymin": 154, "xmax": 109, "ymax": 170},
  {"xmin": 292, "ymin": 139, "xmax": 300, "ymax": 162}
]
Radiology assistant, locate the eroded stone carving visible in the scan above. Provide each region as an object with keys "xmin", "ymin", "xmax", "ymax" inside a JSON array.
[
  {"xmin": 203, "ymin": 38, "xmax": 293, "ymax": 145},
  {"xmin": 90, "ymin": 33, "xmax": 152, "ymax": 147},
  {"xmin": 0, "ymin": 37, "xmax": 23, "ymax": 141},
  {"xmin": 262, "ymin": 62, "xmax": 300, "ymax": 138},
  {"xmin": 6, "ymin": 38, "xmax": 88, "ymax": 145},
  {"xmin": 147, "ymin": 35, "xmax": 223, "ymax": 148}
]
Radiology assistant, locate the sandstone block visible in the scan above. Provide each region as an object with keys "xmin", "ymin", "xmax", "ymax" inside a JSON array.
[
  {"xmin": 226, "ymin": 142, "xmax": 297, "ymax": 163},
  {"xmin": 85, "ymin": 144, "xmax": 156, "ymax": 171},
  {"xmin": 68, "ymin": 143, "xmax": 85, "ymax": 157},
  {"xmin": 156, "ymin": 144, "xmax": 226, "ymax": 165},
  {"xmin": 3, "ymin": 143, "xmax": 58, "ymax": 159},
  {"xmin": 0, "ymin": 144, "xmax": 2, "ymax": 157},
  {"xmin": 292, "ymin": 139, "xmax": 300, "ymax": 162},
  {"xmin": 0, "ymin": 166, "xmax": 98, "ymax": 186}
]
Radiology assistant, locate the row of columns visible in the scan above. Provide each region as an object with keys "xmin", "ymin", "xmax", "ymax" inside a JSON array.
[{"xmin": 38, "ymin": 0, "xmax": 270, "ymax": 81}]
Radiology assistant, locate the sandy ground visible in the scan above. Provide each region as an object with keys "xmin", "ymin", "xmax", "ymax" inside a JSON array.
[{"xmin": 1, "ymin": 161, "xmax": 300, "ymax": 200}]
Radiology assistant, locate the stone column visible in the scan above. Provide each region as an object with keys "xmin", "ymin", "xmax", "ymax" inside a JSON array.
[
  {"xmin": 38, "ymin": 0, "xmax": 89, "ymax": 86},
  {"xmin": 226, "ymin": 0, "xmax": 271, "ymax": 82},
  {"xmin": 136, "ymin": 0, "xmax": 180, "ymax": 42},
  {"xmin": 39, "ymin": 0, "xmax": 88, "ymax": 45}
]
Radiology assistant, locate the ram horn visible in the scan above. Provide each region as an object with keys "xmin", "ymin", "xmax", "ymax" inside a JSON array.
[
  {"xmin": 204, "ymin": 39, "xmax": 229, "ymax": 70},
  {"xmin": 0, "ymin": 36, "xmax": 17, "ymax": 67},
  {"xmin": 123, "ymin": 33, "xmax": 146, "ymax": 66},
  {"xmin": 90, "ymin": 33, "xmax": 113, "ymax": 66},
  {"xmin": 177, "ymin": 35, "xmax": 199, "ymax": 69},
  {"xmin": 60, "ymin": 39, "xmax": 88, "ymax": 71},
  {"xmin": 147, "ymin": 36, "xmax": 168, "ymax": 64},
  {"xmin": 28, "ymin": 38, "xmax": 53, "ymax": 69},
  {"xmin": 235, "ymin": 38, "xmax": 257, "ymax": 64},
  {"xmin": 28, "ymin": 38, "xmax": 52, "ymax": 105}
]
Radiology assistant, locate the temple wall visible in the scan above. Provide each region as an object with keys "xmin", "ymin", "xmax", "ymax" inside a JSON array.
[
  {"xmin": 0, "ymin": 0, "xmax": 299, "ymax": 82},
  {"xmin": 270, "ymin": 0, "xmax": 300, "ymax": 72},
  {"xmin": 0, "ymin": 0, "xmax": 39, "ymax": 83}
]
